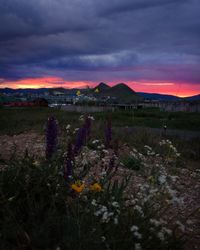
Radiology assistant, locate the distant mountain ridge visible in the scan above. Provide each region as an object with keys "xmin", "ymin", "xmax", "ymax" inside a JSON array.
[
  {"xmin": 1, "ymin": 83, "xmax": 200, "ymax": 101},
  {"xmin": 184, "ymin": 94, "xmax": 200, "ymax": 101},
  {"xmin": 138, "ymin": 92, "xmax": 181, "ymax": 101},
  {"xmin": 138, "ymin": 92, "xmax": 200, "ymax": 101}
]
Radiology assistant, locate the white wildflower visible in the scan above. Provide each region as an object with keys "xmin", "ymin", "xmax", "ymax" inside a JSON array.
[
  {"xmin": 88, "ymin": 115, "xmax": 95, "ymax": 120},
  {"xmin": 111, "ymin": 201, "xmax": 119, "ymax": 208},
  {"xmin": 91, "ymin": 199, "xmax": 97, "ymax": 206},
  {"xmin": 157, "ymin": 232, "xmax": 165, "ymax": 241},
  {"xmin": 101, "ymin": 236, "xmax": 106, "ymax": 242},
  {"xmin": 114, "ymin": 217, "xmax": 118, "ymax": 225},
  {"xmin": 150, "ymin": 219, "xmax": 161, "ymax": 227},
  {"xmin": 134, "ymin": 231, "xmax": 142, "ymax": 239},
  {"xmin": 144, "ymin": 145, "xmax": 152, "ymax": 150},
  {"xmin": 102, "ymin": 211, "xmax": 109, "ymax": 222},
  {"xmin": 8, "ymin": 196, "xmax": 15, "ymax": 202},
  {"xmin": 100, "ymin": 171, "xmax": 107, "ymax": 177},
  {"xmin": 133, "ymin": 206, "xmax": 144, "ymax": 217},
  {"xmin": 158, "ymin": 175, "xmax": 167, "ymax": 184},
  {"xmin": 135, "ymin": 243, "xmax": 142, "ymax": 250},
  {"xmin": 66, "ymin": 124, "xmax": 71, "ymax": 130},
  {"xmin": 73, "ymin": 128, "xmax": 79, "ymax": 134},
  {"xmin": 130, "ymin": 225, "xmax": 139, "ymax": 232},
  {"xmin": 79, "ymin": 115, "xmax": 84, "ymax": 121},
  {"xmin": 163, "ymin": 227, "xmax": 172, "ymax": 235},
  {"xmin": 92, "ymin": 140, "xmax": 99, "ymax": 144}
]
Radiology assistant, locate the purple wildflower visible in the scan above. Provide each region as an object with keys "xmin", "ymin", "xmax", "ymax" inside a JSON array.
[
  {"xmin": 84, "ymin": 115, "xmax": 92, "ymax": 138},
  {"xmin": 73, "ymin": 115, "xmax": 92, "ymax": 155},
  {"xmin": 45, "ymin": 116, "xmax": 58, "ymax": 160},
  {"xmin": 63, "ymin": 143, "xmax": 74, "ymax": 182},
  {"xmin": 105, "ymin": 117, "xmax": 112, "ymax": 148},
  {"xmin": 74, "ymin": 127, "xmax": 87, "ymax": 155}
]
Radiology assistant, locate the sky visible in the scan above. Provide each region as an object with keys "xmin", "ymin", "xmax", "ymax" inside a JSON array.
[{"xmin": 0, "ymin": 0, "xmax": 200, "ymax": 97}]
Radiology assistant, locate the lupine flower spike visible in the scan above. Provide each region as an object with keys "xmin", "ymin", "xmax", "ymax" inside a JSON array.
[
  {"xmin": 74, "ymin": 127, "xmax": 87, "ymax": 155},
  {"xmin": 84, "ymin": 115, "xmax": 92, "ymax": 138},
  {"xmin": 74, "ymin": 115, "xmax": 93, "ymax": 155}
]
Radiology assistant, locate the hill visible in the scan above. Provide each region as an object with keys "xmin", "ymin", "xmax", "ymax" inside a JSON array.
[
  {"xmin": 94, "ymin": 83, "xmax": 142, "ymax": 103},
  {"xmin": 138, "ymin": 92, "xmax": 180, "ymax": 101},
  {"xmin": 95, "ymin": 82, "xmax": 111, "ymax": 91},
  {"xmin": 184, "ymin": 94, "xmax": 200, "ymax": 101}
]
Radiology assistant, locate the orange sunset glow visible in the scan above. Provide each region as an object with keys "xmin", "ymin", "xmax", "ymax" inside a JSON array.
[
  {"xmin": 1, "ymin": 77, "xmax": 199, "ymax": 97},
  {"xmin": 0, "ymin": 77, "xmax": 95, "ymax": 90},
  {"xmin": 125, "ymin": 81, "xmax": 200, "ymax": 97}
]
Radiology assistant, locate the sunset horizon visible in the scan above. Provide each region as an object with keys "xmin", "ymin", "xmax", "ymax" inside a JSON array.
[{"xmin": 1, "ymin": 76, "xmax": 199, "ymax": 98}]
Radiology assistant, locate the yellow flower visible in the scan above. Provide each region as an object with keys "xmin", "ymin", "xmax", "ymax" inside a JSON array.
[
  {"xmin": 71, "ymin": 181, "xmax": 85, "ymax": 193},
  {"xmin": 90, "ymin": 183, "xmax": 102, "ymax": 192}
]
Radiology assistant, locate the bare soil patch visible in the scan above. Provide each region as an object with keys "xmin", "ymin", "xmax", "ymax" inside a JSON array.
[{"xmin": 0, "ymin": 131, "xmax": 45, "ymax": 160}]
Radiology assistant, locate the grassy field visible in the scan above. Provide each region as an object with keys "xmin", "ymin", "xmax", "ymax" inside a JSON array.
[
  {"xmin": 0, "ymin": 106, "xmax": 200, "ymax": 162},
  {"xmin": 0, "ymin": 107, "xmax": 79, "ymax": 135},
  {"xmin": 0, "ymin": 107, "xmax": 200, "ymax": 249},
  {"xmin": 1, "ymin": 107, "xmax": 200, "ymax": 135}
]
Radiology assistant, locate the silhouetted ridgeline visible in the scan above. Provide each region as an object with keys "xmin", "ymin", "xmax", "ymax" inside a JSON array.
[{"xmin": 0, "ymin": 83, "xmax": 200, "ymax": 112}]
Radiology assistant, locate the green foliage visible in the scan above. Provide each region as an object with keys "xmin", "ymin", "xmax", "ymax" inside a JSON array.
[
  {"xmin": 0, "ymin": 108, "xmax": 80, "ymax": 135},
  {"xmin": 1, "ymin": 107, "xmax": 200, "ymax": 136},
  {"xmin": 121, "ymin": 156, "xmax": 141, "ymax": 171},
  {"xmin": 0, "ymin": 156, "xmax": 183, "ymax": 250}
]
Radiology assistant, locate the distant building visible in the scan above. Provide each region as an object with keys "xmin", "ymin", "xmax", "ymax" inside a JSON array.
[
  {"xmin": 3, "ymin": 98, "xmax": 48, "ymax": 107},
  {"xmin": 139, "ymin": 100, "xmax": 200, "ymax": 113},
  {"xmin": 161, "ymin": 101, "xmax": 200, "ymax": 113},
  {"xmin": 33, "ymin": 98, "xmax": 48, "ymax": 107},
  {"xmin": 46, "ymin": 94, "xmax": 76, "ymax": 104}
]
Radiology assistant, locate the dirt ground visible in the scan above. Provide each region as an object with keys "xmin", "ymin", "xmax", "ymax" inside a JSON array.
[{"xmin": 0, "ymin": 131, "xmax": 45, "ymax": 160}]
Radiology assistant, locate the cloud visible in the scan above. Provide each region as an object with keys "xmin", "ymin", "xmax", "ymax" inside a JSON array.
[
  {"xmin": 0, "ymin": 0, "xmax": 199, "ymax": 88},
  {"xmin": 98, "ymin": 0, "xmax": 187, "ymax": 16}
]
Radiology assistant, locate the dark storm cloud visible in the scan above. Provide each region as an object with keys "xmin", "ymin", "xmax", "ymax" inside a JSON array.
[
  {"xmin": 0, "ymin": 0, "xmax": 96, "ymax": 41},
  {"xmin": 98, "ymin": 0, "xmax": 187, "ymax": 16},
  {"xmin": 0, "ymin": 0, "xmax": 199, "ymax": 83}
]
